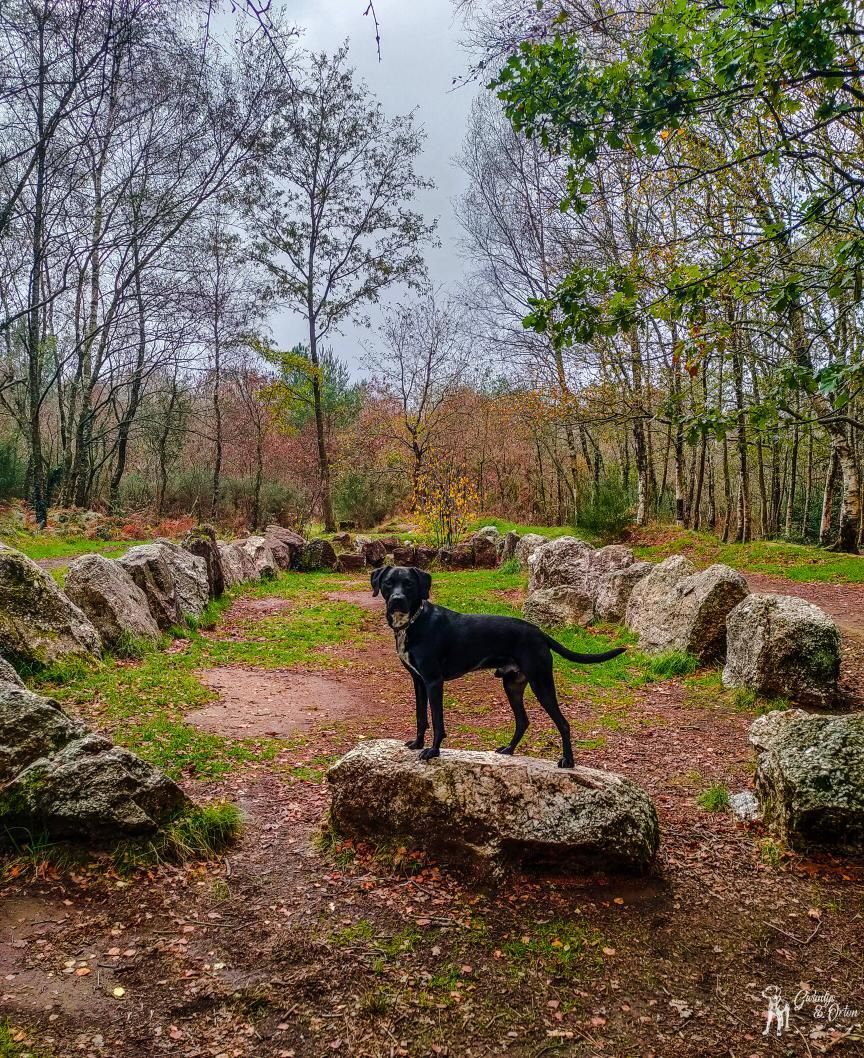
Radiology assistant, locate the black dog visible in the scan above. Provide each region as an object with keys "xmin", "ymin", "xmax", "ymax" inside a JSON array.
[{"xmin": 371, "ymin": 565, "xmax": 626, "ymax": 768}]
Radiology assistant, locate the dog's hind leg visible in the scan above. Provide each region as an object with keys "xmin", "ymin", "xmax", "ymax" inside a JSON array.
[
  {"xmin": 405, "ymin": 672, "xmax": 428, "ymax": 749},
  {"xmin": 526, "ymin": 663, "xmax": 574, "ymax": 769},
  {"xmin": 495, "ymin": 669, "xmax": 529, "ymax": 756}
]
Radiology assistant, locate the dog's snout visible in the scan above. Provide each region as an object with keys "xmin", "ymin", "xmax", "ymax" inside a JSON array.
[{"xmin": 388, "ymin": 593, "xmax": 409, "ymax": 613}]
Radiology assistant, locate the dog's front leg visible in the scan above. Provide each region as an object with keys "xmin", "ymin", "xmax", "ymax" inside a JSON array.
[
  {"xmin": 405, "ymin": 673, "xmax": 428, "ymax": 749},
  {"xmin": 418, "ymin": 678, "xmax": 445, "ymax": 761}
]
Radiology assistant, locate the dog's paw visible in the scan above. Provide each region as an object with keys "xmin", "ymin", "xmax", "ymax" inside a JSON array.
[
  {"xmin": 494, "ymin": 745, "xmax": 514, "ymax": 755},
  {"xmin": 405, "ymin": 738, "xmax": 425, "ymax": 750},
  {"xmin": 557, "ymin": 756, "xmax": 574, "ymax": 769},
  {"xmin": 418, "ymin": 748, "xmax": 440, "ymax": 762}
]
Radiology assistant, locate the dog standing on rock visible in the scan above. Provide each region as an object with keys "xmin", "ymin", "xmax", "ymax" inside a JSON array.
[{"xmin": 371, "ymin": 565, "xmax": 627, "ymax": 768}]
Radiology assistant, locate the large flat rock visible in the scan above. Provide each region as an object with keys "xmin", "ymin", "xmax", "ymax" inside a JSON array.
[{"xmin": 327, "ymin": 739, "xmax": 659, "ymax": 875}]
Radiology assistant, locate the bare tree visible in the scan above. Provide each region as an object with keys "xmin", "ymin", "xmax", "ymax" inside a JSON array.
[
  {"xmin": 366, "ymin": 286, "xmax": 469, "ymax": 490},
  {"xmin": 249, "ymin": 45, "xmax": 435, "ymax": 530}
]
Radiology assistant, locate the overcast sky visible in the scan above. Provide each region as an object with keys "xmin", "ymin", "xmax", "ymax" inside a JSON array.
[{"xmin": 269, "ymin": 0, "xmax": 477, "ymax": 375}]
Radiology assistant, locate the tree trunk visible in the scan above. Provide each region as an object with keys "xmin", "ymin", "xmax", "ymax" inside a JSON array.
[
  {"xmin": 307, "ymin": 312, "xmax": 335, "ymax": 531},
  {"xmin": 784, "ymin": 422, "xmax": 799, "ymax": 538},
  {"xmin": 731, "ymin": 321, "xmax": 750, "ymax": 542},
  {"xmin": 819, "ymin": 448, "xmax": 839, "ymax": 547},
  {"xmin": 26, "ymin": 14, "xmax": 49, "ymax": 527}
]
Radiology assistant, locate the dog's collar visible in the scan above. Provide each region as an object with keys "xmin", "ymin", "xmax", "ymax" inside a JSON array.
[{"xmin": 392, "ymin": 600, "xmax": 426, "ymax": 636}]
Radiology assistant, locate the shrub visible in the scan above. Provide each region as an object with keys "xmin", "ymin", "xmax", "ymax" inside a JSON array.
[
  {"xmin": 575, "ymin": 469, "xmax": 634, "ymax": 540},
  {"xmin": 334, "ymin": 470, "xmax": 404, "ymax": 529},
  {"xmin": 413, "ymin": 462, "xmax": 479, "ymax": 548}
]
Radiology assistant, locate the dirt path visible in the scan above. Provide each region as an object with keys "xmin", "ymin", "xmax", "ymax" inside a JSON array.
[{"xmin": 2, "ymin": 575, "xmax": 863, "ymax": 1058}]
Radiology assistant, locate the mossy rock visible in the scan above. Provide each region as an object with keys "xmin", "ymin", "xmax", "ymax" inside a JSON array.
[{"xmin": 0, "ymin": 544, "xmax": 101, "ymax": 669}]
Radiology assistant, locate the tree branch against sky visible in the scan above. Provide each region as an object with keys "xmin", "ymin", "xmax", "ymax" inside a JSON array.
[{"xmin": 248, "ymin": 45, "xmax": 436, "ymax": 530}]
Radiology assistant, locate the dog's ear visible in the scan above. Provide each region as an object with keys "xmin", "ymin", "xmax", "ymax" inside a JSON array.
[
  {"xmin": 411, "ymin": 567, "xmax": 432, "ymax": 601},
  {"xmin": 370, "ymin": 567, "xmax": 387, "ymax": 597}
]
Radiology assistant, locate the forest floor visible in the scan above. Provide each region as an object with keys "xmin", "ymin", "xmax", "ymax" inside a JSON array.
[{"xmin": 2, "ymin": 560, "xmax": 864, "ymax": 1058}]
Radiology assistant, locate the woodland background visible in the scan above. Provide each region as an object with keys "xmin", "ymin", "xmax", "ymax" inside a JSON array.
[{"xmin": 2, "ymin": 0, "xmax": 863, "ymax": 552}]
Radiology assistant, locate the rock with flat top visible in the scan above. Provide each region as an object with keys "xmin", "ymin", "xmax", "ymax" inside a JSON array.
[
  {"xmin": 328, "ymin": 739, "xmax": 660, "ymax": 874},
  {"xmin": 523, "ymin": 544, "xmax": 650, "ymax": 627},
  {"xmin": 723, "ymin": 593, "xmax": 840, "ymax": 707},
  {"xmin": 523, "ymin": 585, "xmax": 595, "ymax": 628},
  {"xmin": 0, "ymin": 543, "xmax": 101, "ymax": 667},
  {"xmin": 749, "ymin": 710, "xmax": 864, "ymax": 850}
]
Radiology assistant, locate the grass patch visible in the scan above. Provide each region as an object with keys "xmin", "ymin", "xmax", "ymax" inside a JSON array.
[
  {"xmin": 502, "ymin": 920, "xmax": 604, "ymax": 975},
  {"xmin": 0, "ymin": 534, "xmax": 144, "ymax": 563},
  {"xmin": 647, "ymin": 650, "xmax": 699, "ymax": 678},
  {"xmin": 31, "ymin": 571, "xmax": 361, "ymax": 779},
  {"xmin": 466, "ymin": 517, "xmax": 589, "ymax": 543},
  {"xmin": 113, "ymin": 801, "xmax": 242, "ymax": 872},
  {"xmin": 697, "ymin": 785, "xmax": 731, "ymax": 812},
  {"xmin": 630, "ymin": 526, "xmax": 864, "ymax": 583},
  {"xmin": 759, "ymin": 837, "xmax": 787, "ymax": 867},
  {"xmin": 732, "ymin": 687, "xmax": 791, "ymax": 715},
  {"xmin": 0, "ymin": 1021, "xmax": 52, "ymax": 1058}
]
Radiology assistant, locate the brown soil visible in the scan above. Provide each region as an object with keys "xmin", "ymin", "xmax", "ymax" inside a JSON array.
[
  {"xmin": 34, "ymin": 556, "xmax": 71, "ymax": 571},
  {"xmin": 325, "ymin": 589, "xmax": 385, "ymax": 611},
  {"xmin": 189, "ymin": 668, "xmax": 370, "ymax": 738},
  {"xmin": 2, "ymin": 574, "xmax": 863, "ymax": 1058}
]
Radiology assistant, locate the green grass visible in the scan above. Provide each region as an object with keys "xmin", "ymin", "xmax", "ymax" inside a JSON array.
[
  {"xmin": 1, "ymin": 534, "xmax": 143, "ymax": 563},
  {"xmin": 32, "ymin": 571, "xmax": 363, "ymax": 779},
  {"xmin": 502, "ymin": 920, "xmax": 605, "ymax": 974},
  {"xmin": 3, "ymin": 801, "xmax": 242, "ymax": 878},
  {"xmin": 0, "ymin": 1021, "xmax": 52, "ymax": 1058},
  {"xmin": 759, "ymin": 837, "xmax": 787, "ymax": 867},
  {"xmin": 466, "ymin": 516, "xmax": 589, "ymax": 542},
  {"xmin": 631, "ymin": 526, "xmax": 864, "ymax": 583},
  {"xmin": 697, "ymin": 785, "xmax": 731, "ymax": 812},
  {"xmin": 647, "ymin": 650, "xmax": 699, "ymax": 678},
  {"xmin": 112, "ymin": 801, "xmax": 242, "ymax": 872}
]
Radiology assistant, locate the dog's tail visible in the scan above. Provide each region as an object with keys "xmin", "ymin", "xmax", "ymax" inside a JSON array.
[{"xmin": 542, "ymin": 633, "xmax": 627, "ymax": 664}]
